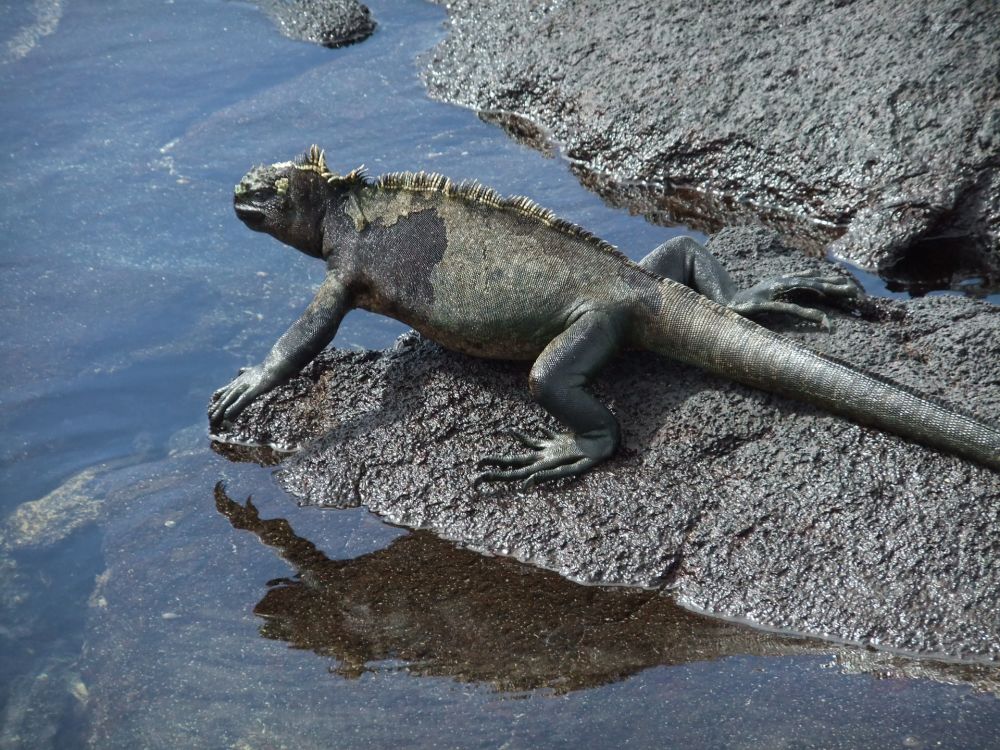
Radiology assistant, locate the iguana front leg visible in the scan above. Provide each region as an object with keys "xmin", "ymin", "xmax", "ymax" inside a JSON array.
[
  {"xmin": 641, "ymin": 236, "xmax": 860, "ymax": 327},
  {"xmin": 209, "ymin": 273, "xmax": 350, "ymax": 429},
  {"xmin": 476, "ymin": 310, "xmax": 623, "ymax": 488}
]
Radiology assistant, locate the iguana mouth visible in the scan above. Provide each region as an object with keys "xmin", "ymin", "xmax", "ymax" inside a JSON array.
[{"xmin": 234, "ymin": 201, "xmax": 267, "ymax": 228}]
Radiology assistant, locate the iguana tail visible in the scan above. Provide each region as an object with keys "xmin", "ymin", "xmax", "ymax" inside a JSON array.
[{"xmin": 636, "ymin": 279, "xmax": 1000, "ymax": 470}]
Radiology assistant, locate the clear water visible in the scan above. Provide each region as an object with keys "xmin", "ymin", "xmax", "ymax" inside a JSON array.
[{"xmin": 1, "ymin": 0, "xmax": 998, "ymax": 747}]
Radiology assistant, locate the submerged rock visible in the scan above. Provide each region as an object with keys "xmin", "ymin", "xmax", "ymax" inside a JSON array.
[
  {"xmin": 0, "ymin": 466, "xmax": 111, "ymax": 628},
  {"xmin": 250, "ymin": 0, "xmax": 375, "ymax": 49},
  {"xmin": 0, "ymin": 0, "xmax": 63, "ymax": 65},
  {"xmin": 213, "ymin": 228, "xmax": 1000, "ymax": 660},
  {"xmin": 1, "ymin": 468, "xmax": 105, "ymax": 551},
  {"xmin": 421, "ymin": 0, "xmax": 1000, "ymax": 289}
]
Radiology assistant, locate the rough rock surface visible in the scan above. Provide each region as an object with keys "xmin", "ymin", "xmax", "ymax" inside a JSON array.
[
  {"xmin": 251, "ymin": 0, "xmax": 375, "ymax": 48},
  {"xmin": 421, "ymin": 0, "xmax": 1000, "ymax": 287},
  {"xmin": 214, "ymin": 228, "xmax": 1000, "ymax": 661}
]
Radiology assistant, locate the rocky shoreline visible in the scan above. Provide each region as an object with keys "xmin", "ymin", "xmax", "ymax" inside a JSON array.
[
  {"xmin": 215, "ymin": 0, "xmax": 1000, "ymax": 663},
  {"xmin": 421, "ymin": 0, "xmax": 1000, "ymax": 289}
]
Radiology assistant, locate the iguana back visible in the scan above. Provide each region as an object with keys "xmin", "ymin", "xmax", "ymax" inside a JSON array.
[{"xmin": 343, "ymin": 174, "xmax": 661, "ymax": 360}]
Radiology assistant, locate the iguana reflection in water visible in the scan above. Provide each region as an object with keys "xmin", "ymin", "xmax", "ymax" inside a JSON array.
[
  {"xmin": 215, "ymin": 485, "xmax": 1000, "ymax": 694},
  {"xmin": 214, "ymin": 483, "xmax": 829, "ymax": 692}
]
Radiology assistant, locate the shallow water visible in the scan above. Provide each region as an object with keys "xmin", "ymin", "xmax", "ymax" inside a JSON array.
[{"xmin": 1, "ymin": 0, "xmax": 998, "ymax": 747}]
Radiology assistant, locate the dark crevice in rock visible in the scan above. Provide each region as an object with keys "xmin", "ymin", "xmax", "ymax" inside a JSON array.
[
  {"xmin": 881, "ymin": 165, "xmax": 1000, "ymax": 295},
  {"xmin": 477, "ymin": 110, "xmax": 556, "ymax": 158}
]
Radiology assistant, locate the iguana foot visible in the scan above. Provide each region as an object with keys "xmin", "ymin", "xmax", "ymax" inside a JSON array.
[
  {"xmin": 730, "ymin": 271, "xmax": 860, "ymax": 329},
  {"xmin": 640, "ymin": 237, "xmax": 860, "ymax": 329},
  {"xmin": 475, "ymin": 310, "xmax": 622, "ymax": 489},
  {"xmin": 474, "ymin": 428, "xmax": 612, "ymax": 489},
  {"xmin": 209, "ymin": 363, "xmax": 289, "ymax": 430}
]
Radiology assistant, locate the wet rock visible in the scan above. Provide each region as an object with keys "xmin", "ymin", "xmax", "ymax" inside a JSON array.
[
  {"xmin": 213, "ymin": 228, "xmax": 1000, "ymax": 661},
  {"xmin": 420, "ymin": 0, "xmax": 1000, "ymax": 288},
  {"xmin": 250, "ymin": 0, "xmax": 375, "ymax": 48}
]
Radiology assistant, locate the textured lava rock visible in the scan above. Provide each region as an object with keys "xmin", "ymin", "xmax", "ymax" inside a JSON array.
[
  {"xmin": 214, "ymin": 228, "xmax": 1000, "ymax": 660},
  {"xmin": 420, "ymin": 0, "xmax": 1000, "ymax": 287},
  {"xmin": 251, "ymin": 0, "xmax": 375, "ymax": 48}
]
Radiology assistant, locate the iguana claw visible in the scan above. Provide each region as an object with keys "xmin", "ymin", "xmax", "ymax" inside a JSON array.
[
  {"xmin": 209, "ymin": 364, "xmax": 279, "ymax": 430},
  {"xmin": 730, "ymin": 271, "xmax": 860, "ymax": 328},
  {"xmin": 474, "ymin": 429, "xmax": 604, "ymax": 489}
]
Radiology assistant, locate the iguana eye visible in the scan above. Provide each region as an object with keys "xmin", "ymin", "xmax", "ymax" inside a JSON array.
[{"xmin": 275, "ymin": 177, "xmax": 289, "ymax": 195}]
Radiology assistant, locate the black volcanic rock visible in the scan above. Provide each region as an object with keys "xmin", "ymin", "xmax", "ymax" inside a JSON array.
[
  {"xmin": 251, "ymin": 0, "xmax": 375, "ymax": 48},
  {"xmin": 420, "ymin": 0, "xmax": 1000, "ymax": 289}
]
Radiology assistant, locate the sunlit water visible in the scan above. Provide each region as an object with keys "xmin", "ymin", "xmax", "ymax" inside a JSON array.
[{"xmin": 1, "ymin": 0, "xmax": 998, "ymax": 747}]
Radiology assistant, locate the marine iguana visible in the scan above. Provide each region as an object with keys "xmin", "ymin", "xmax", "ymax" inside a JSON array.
[{"xmin": 210, "ymin": 146, "xmax": 1000, "ymax": 486}]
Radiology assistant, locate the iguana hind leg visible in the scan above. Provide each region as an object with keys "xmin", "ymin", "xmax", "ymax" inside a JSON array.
[
  {"xmin": 640, "ymin": 236, "xmax": 859, "ymax": 328},
  {"xmin": 475, "ymin": 310, "xmax": 622, "ymax": 488}
]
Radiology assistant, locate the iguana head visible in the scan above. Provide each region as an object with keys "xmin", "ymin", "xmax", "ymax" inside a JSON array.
[{"xmin": 234, "ymin": 146, "xmax": 363, "ymax": 258}]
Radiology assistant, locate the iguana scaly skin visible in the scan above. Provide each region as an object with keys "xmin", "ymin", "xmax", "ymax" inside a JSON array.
[{"xmin": 210, "ymin": 146, "xmax": 1000, "ymax": 486}]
